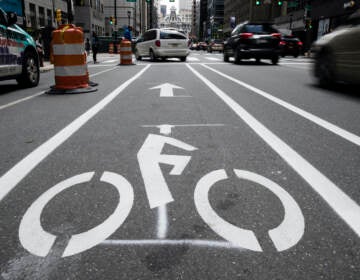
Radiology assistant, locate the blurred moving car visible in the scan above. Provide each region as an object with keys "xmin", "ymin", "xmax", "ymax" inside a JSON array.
[
  {"xmin": 312, "ymin": 9, "xmax": 360, "ymax": 86},
  {"xmin": 279, "ymin": 36, "xmax": 303, "ymax": 57},
  {"xmin": 207, "ymin": 39, "xmax": 224, "ymax": 53},
  {"xmin": 0, "ymin": 8, "xmax": 40, "ymax": 87},
  {"xmin": 135, "ymin": 28, "xmax": 189, "ymax": 62},
  {"xmin": 223, "ymin": 22, "xmax": 281, "ymax": 64}
]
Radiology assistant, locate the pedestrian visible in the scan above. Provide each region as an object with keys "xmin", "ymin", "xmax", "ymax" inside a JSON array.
[
  {"xmin": 91, "ymin": 31, "xmax": 99, "ymax": 63},
  {"xmin": 35, "ymin": 35, "xmax": 44, "ymax": 67},
  {"xmin": 85, "ymin": 38, "xmax": 91, "ymax": 57},
  {"xmin": 124, "ymin": 26, "xmax": 132, "ymax": 41}
]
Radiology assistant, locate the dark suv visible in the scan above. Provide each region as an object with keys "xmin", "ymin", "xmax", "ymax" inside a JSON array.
[{"xmin": 223, "ymin": 22, "xmax": 281, "ymax": 64}]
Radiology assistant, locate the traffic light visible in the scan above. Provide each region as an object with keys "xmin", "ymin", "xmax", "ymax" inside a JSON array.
[
  {"xmin": 255, "ymin": 0, "xmax": 261, "ymax": 6},
  {"xmin": 56, "ymin": 9, "xmax": 61, "ymax": 22},
  {"xmin": 277, "ymin": 1, "xmax": 283, "ymax": 5},
  {"xmin": 109, "ymin": 16, "xmax": 113, "ymax": 25}
]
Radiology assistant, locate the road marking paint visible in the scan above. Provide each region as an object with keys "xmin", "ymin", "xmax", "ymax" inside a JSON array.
[
  {"xmin": 137, "ymin": 134, "xmax": 197, "ymax": 208},
  {"xmin": 149, "ymin": 83, "xmax": 184, "ymax": 97},
  {"xmin": 103, "ymin": 59, "xmax": 118, "ymax": 63},
  {"xmin": 187, "ymin": 57, "xmax": 200, "ymax": 61},
  {"xmin": 141, "ymin": 123, "xmax": 225, "ymax": 135},
  {"xmin": 157, "ymin": 205, "xmax": 168, "ymax": 239},
  {"xmin": 0, "ymin": 91, "xmax": 45, "ymax": 111},
  {"xmin": 19, "ymin": 172, "xmax": 134, "ymax": 257},
  {"xmin": 205, "ymin": 57, "xmax": 221, "ymax": 61},
  {"xmin": 194, "ymin": 169, "xmax": 262, "ymax": 251},
  {"xmin": 0, "ymin": 65, "xmax": 151, "ymax": 202},
  {"xmin": 187, "ymin": 64, "xmax": 360, "ymax": 237},
  {"xmin": 101, "ymin": 239, "xmax": 247, "ymax": 250},
  {"xmin": 201, "ymin": 64, "xmax": 360, "ymax": 147},
  {"xmin": 0, "ymin": 66, "xmax": 118, "ymax": 112}
]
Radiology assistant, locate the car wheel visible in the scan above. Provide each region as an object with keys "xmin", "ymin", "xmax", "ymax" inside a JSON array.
[
  {"xmin": 234, "ymin": 47, "xmax": 242, "ymax": 64},
  {"xmin": 294, "ymin": 53, "xmax": 299, "ymax": 58},
  {"xmin": 149, "ymin": 50, "xmax": 156, "ymax": 62},
  {"xmin": 180, "ymin": 57, "xmax": 186, "ymax": 62},
  {"xmin": 271, "ymin": 55, "xmax": 279, "ymax": 65},
  {"xmin": 316, "ymin": 51, "xmax": 335, "ymax": 87},
  {"xmin": 16, "ymin": 50, "xmax": 39, "ymax": 88},
  {"xmin": 256, "ymin": 58, "xmax": 261, "ymax": 64},
  {"xmin": 135, "ymin": 49, "xmax": 142, "ymax": 60}
]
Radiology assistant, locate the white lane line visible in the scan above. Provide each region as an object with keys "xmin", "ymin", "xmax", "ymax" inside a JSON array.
[
  {"xmin": 157, "ymin": 205, "xmax": 168, "ymax": 239},
  {"xmin": 101, "ymin": 239, "xmax": 247, "ymax": 250},
  {"xmin": 0, "ymin": 91, "xmax": 45, "ymax": 111},
  {"xmin": 0, "ymin": 66, "xmax": 118, "ymax": 112},
  {"xmin": 201, "ymin": 64, "xmax": 360, "ymax": 147},
  {"xmin": 187, "ymin": 64, "xmax": 360, "ymax": 237},
  {"xmin": 0, "ymin": 65, "xmax": 151, "ymax": 202}
]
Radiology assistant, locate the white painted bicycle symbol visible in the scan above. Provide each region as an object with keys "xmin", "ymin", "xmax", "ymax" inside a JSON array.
[{"xmin": 19, "ymin": 133, "xmax": 304, "ymax": 258}]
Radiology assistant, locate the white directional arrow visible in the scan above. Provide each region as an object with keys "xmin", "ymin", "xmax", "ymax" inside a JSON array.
[{"xmin": 149, "ymin": 83, "xmax": 184, "ymax": 97}]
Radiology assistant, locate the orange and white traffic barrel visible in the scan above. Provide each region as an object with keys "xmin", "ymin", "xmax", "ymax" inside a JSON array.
[
  {"xmin": 47, "ymin": 24, "xmax": 97, "ymax": 94},
  {"xmin": 109, "ymin": 43, "xmax": 114, "ymax": 54},
  {"xmin": 120, "ymin": 39, "xmax": 133, "ymax": 65}
]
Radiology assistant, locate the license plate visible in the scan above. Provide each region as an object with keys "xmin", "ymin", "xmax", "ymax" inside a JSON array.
[{"xmin": 257, "ymin": 39, "xmax": 267, "ymax": 44}]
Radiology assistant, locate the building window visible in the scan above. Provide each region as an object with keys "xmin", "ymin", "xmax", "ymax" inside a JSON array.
[
  {"xmin": 39, "ymin": 6, "xmax": 45, "ymax": 27},
  {"xmin": 47, "ymin": 9, "xmax": 52, "ymax": 26},
  {"xmin": 29, "ymin": 3, "xmax": 37, "ymax": 28}
]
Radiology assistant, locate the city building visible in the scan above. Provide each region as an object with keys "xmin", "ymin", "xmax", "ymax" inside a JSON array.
[
  {"xmin": 207, "ymin": 0, "xmax": 224, "ymax": 39},
  {"xmin": 74, "ymin": 0, "xmax": 105, "ymax": 39}
]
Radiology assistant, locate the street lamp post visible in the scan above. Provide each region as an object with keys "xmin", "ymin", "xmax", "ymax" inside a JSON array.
[{"xmin": 127, "ymin": 11, "xmax": 131, "ymax": 27}]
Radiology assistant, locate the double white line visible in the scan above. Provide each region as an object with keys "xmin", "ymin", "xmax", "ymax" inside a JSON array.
[{"xmin": 186, "ymin": 64, "xmax": 360, "ymax": 237}]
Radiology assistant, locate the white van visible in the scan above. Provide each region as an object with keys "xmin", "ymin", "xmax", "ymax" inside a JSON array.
[{"xmin": 134, "ymin": 28, "xmax": 189, "ymax": 62}]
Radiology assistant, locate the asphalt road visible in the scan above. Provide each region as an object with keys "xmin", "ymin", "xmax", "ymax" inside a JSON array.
[{"xmin": 0, "ymin": 51, "xmax": 359, "ymax": 279}]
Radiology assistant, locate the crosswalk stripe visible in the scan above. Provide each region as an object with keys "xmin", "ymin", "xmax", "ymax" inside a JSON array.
[{"xmin": 187, "ymin": 57, "xmax": 200, "ymax": 61}]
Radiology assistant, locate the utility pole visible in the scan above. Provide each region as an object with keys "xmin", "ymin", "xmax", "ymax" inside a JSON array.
[
  {"xmin": 67, "ymin": 0, "xmax": 73, "ymax": 24},
  {"xmin": 114, "ymin": 0, "xmax": 117, "ymax": 41}
]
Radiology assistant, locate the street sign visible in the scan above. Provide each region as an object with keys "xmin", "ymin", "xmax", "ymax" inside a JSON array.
[{"xmin": 127, "ymin": 0, "xmax": 136, "ymax": 2}]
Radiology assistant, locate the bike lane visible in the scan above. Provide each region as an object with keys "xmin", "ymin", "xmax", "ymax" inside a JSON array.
[{"xmin": 0, "ymin": 63, "xmax": 359, "ymax": 279}]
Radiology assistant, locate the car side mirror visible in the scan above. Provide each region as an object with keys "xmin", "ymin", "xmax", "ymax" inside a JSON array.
[{"xmin": 7, "ymin": 12, "xmax": 17, "ymax": 25}]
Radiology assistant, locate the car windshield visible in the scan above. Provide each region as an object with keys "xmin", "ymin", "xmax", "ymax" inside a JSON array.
[
  {"xmin": 244, "ymin": 24, "xmax": 278, "ymax": 34},
  {"xmin": 160, "ymin": 31, "xmax": 186, "ymax": 40}
]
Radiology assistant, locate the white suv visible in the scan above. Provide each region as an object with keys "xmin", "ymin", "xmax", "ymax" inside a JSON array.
[{"xmin": 135, "ymin": 28, "xmax": 189, "ymax": 62}]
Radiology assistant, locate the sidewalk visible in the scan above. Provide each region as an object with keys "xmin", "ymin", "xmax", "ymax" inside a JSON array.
[{"xmin": 40, "ymin": 61, "xmax": 54, "ymax": 73}]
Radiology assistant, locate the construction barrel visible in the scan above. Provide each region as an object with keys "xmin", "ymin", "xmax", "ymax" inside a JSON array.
[
  {"xmin": 108, "ymin": 42, "xmax": 114, "ymax": 54},
  {"xmin": 120, "ymin": 39, "xmax": 133, "ymax": 65},
  {"xmin": 48, "ymin": 24, "xmax": 97, "ymax": 94}
]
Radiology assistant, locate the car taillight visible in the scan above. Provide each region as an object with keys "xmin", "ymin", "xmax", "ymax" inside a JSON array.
[
  {"xmin": 279, "ymin": 41, "xmax": 286, "ymax": 46},
  {"xmin": 155, "ymin": 40, "xmax": 161, "ymax": 47},
  {"xmin": 239, "ymin": 33, "xmax": 253, "ymax": 39},
  {"xmin": 271, "ymin": 33, "xmax": 281, "ymax": 39},
  {"xmin": 297, "ymin": 41, "xmax": 303, "ymax": 46}
]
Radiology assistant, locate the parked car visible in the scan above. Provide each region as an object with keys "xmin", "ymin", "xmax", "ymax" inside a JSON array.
[
  {"xmin": 312, "ymin": 9, "xmax": 360, "ymax": 86},
  {"xmin": 135, "ymin": 28, "xmax": 189, "ymax": 62},
  {"xmin": 207, "ymin": 39, "xmax": 224, "ymax": 53},
  {"xmin": 189, "ymin": 42, "xmax": 198, "ymax": 50},
  {"xmin": 0, "ymin": 8, "xmax": 40, "ymax": 87},
  {"xmin": 279, "ymin": 36, "xmax": 303, "ymax": 57},
  {"xmin": 223, "ymin": 22, "xmax": 281, "ymax": 64},
  {"xmin": 198, "ymin": 41, "xmax": 208, "ymax": 51}
]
